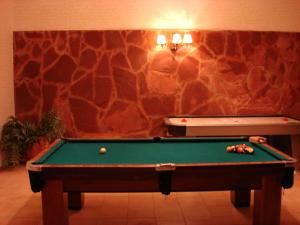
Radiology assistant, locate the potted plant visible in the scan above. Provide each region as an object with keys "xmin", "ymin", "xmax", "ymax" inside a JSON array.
[
  {"xmin": 0, "ymin": 111, "xmax": 64, "ymax": 167},
  {"xmin": 26, "ymin": 111, "xmax": 65, "ymax": 160},
  {"xmin": 37, "ymin": 110, "xmax": 65, "ymax": 142}
]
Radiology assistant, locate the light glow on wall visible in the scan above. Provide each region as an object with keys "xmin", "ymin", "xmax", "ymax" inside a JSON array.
[{"xmin": 152, "ymin": 10, "xmax": 195, "ymax": 29}]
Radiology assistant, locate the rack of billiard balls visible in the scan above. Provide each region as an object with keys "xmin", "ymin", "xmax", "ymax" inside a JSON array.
[
  {"xmin": 226, "ymin": 136, "xmax": 267, "ymax": 154},
  {"xmin": 226, "ymin": 144, "xmax": 254, "ymax": 154}
]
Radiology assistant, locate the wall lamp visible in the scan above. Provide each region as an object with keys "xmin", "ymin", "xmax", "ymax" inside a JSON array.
[{"xmin": 157, "ymin": 32, "xmax": 193, "ymax": 51}]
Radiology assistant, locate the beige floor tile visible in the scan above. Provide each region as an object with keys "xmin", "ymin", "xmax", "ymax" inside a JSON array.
[
  {"xmin": 98, "ymin": 218, "xmax": 127, "ymax": 225},
  {"xmin": 0, "ymin": 217, "xmax": 14, "ymax": 225},
  {"xmin": 281, "ymin": 208, "xmax": 300, "ymax": 224},
  {"xmin": 153, "ymin": 192, "xmax": 177, "ymax": 200},
  {"xmin": 200, "ymin": 191, "xmax": 231, "ymax": 207},
  {"xmin": 128, "ymin": 192, "xmax": 153, "ymax": 198},
  {"xmin": 69, "ymin": 218, "xmax": 98, "ymax": 225},
  {"xmin": 281, "ymin": 218, "xmax": 300, "ymax": 225},
  {"xmin": 211, "ymin": 215, "xmax": 251, "ymax": 225},
  {"xmin": 5, "ymin": 218, "xmax": 41, "ymax": 225},
  {"xmin": 154, "ymin": 196, "xmax": 183, "ymax": 220},
  {"xmin": 206, "ymin": 204, "xmax": 250, "ymax": 218},
  {"xmin": 82, "ymin": 193, "xmax": 105, "ymax": 208},
  {"xmin": 128, "ymin": 196, "xmax": 155, "ymax": 218},
  {"xmin": 127, "ymin": 218, "xmax": 157, "ymax": 225},
  {"xmin": 98, "ymin": 195, "xmax": 128, "ymax": 218},
  {"xmin": 103, "ymin": 193, "xmax": 129, "ymax": 197},
  {"xmin": 185, "ymin": 217, "xmax": 214, "ymax": 225},
  {"xmin": 156, "ymin": 218, "xmax": 185, "ymax": 225},
  {"xmin": 177, "ymin": 196, "xmax": 210, "ymax": 218},
  {"xmin": 11, "ymin": 195, "xmax": 42, "ymax": 219},
  {"xmin": 176, "ymin": 192, "xmax": 202, "ymax": 198},
  {"xmin": 69, "ymin": 206, "xmax": 101, "ymax": 220}
]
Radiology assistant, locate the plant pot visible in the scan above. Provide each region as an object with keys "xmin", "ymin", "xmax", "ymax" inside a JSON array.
[
  {"xmin": 0, "ymin": 149, "xmax": 5, "ymax": 167},
  {"xmin": 26, "ymin": 138, "xmax": 49, "ymax": 160}
]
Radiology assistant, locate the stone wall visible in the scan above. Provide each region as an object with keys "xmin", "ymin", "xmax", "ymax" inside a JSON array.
[{"xmin": 13, "ymin": 30, "xmax": 300, "ymax": 137}]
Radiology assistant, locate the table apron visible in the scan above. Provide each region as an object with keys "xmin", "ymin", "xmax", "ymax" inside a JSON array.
[
  {"xmin": 39, "ymin": 166, "xmax": 287, "ymax": 193},
  {"xmin": 61, "ymin": 175, "xmax": 263, "ymax": 192}
]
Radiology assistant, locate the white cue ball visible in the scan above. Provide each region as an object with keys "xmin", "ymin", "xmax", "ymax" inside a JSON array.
[{"xmin": 99, "ymin": 147, "xmax": 107, "ymax": 154}]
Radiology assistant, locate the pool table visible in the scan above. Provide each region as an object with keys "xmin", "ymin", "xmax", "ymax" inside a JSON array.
[{"xmin": 27, "ymin": 137, "xmax": 296, "ymax": 225}]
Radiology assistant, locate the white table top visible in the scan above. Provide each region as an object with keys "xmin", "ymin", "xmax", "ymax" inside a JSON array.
[{"xmin": 165, "ymin": 116, "xmax": 300, "ymax": 127}]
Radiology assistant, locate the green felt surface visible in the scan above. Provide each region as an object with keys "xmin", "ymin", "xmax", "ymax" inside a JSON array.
[{"xmin": 34, "ymin": 138, "xmax": 289, "ymax": 165}]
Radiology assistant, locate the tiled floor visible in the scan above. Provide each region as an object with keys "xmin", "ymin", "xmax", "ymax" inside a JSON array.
[{"xmin": 0, "ymin": 166, "xmax": 300, "ymax": 225}]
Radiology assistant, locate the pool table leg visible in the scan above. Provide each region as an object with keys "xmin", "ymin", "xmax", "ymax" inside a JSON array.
[
  {"xmin": 253, "ymin": 175, "xmax": 282, "ymax": 225},
  {"xmin": 42, "ymin": 180, "xmax": 69, "ymax": 225},
  {"xmin": 230, "ymin": 189, "xmax": 251, "ymax": 207},
  {"xmin": 68, "ymin": 191, "xmax": 84, "ymax": 210}
]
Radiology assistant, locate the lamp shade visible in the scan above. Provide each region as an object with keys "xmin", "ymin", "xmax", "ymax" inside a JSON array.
[
  {"xmin": 157, "ymin": 34, "xmax": 167, "ymax": 45},
  {"xmin": 172, "ymin": 33, "xmax": 182, "ymax": 44},
  {"xmin": 183, "ymin": 33, "xmax": 193, "ymax": 44}
]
